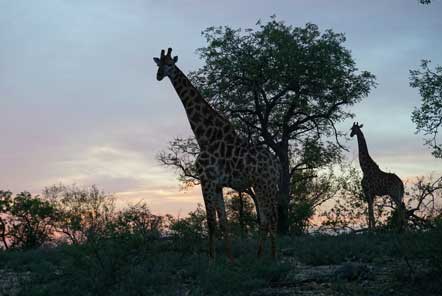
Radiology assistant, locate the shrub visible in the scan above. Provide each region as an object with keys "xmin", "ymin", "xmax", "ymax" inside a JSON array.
[{"xmin": 110, "ymin": 202, "xmax": 166, "ymax": 242}]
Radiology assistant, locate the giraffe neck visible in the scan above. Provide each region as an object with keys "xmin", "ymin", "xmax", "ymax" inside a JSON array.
[
  {"xmin": 355, "ymin": 130, "xmax": 379, "ymax": 173},
  {"xmin": 168, "ymin": 66, "xmax": 239, "ymax": 150}
]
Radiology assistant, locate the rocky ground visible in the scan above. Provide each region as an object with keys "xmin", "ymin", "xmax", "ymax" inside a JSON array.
[
  {"xmin": 0, "ymin": 269, "xmax": 30, "ymax": 296},
  {"xmin": 252, "ymin": 251, "xmax": 433, "ymax": 296}
]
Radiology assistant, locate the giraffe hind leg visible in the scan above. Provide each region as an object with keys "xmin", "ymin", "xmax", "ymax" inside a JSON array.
[
  {"xmin": 255, "ymin": 185, "xmax": 278, "ymax": 258},
  {"xmin": 368, "ymin": 198, "xmax": 375, "ymax": 231},
  {"xmin": 257, "ymin": 223, "xmax": 268, "ymax": 257},
  {"xmin": 257, "ymin": 210, "xmax": 277, "ymax": 258}
]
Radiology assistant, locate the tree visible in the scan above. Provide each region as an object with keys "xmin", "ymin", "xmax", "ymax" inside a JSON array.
[
  {"xmin": 43, "ymin": 184, "xmax": 115, "ymax": 244},
  {"xmin": 410, "ymin": 60, "xmax": 442, "ymax": 158},
  {"xmin": 0, "ymin": 190, "xmax": 13, "ymax": 249},
  {"xmin": 404, "ymin": 175, "xmax": 442, "ymax": 228},
  {"xmin": 289, "ymin": 166, "xmax": 339, "ymax": 234},
  {"xmin": 225, "ymin": 191, "xmax": 258, "ymax": 237},
  {"xmin": 161, "ymin": 17, "xmax": 375, "ymax": 234},
  {"xmin": 0, "ymin": 191, "xmax": 58, "ymax": 250}
]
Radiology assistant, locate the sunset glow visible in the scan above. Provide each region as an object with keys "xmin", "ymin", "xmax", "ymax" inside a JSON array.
[{"xmin": 1, "ymin": 0, "xmax": 441, "ymax": 216}]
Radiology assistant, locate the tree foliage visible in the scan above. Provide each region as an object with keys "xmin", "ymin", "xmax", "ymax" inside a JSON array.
[
  {"xmin": 410, "ymin": 60, "xmax": 442, "ymax": 158},
  {"xmin": 158, "ymin": 137, "xmax": 200, "ymax": 189},
  {"xmin": 191, "ymin": 18, "xmax": 375, "ymax": 160}
]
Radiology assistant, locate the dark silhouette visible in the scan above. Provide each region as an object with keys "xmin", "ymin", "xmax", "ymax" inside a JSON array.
[
  {"xmin": 350, "ymin": 122, "xmax": 406, "ymax": 230},
  {"xmin": 153, "ymin": 48, "xmax": 280, "ymax": 259}
]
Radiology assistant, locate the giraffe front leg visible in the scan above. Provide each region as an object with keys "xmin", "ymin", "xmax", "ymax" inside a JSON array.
[
  {"xmin": 269, "ymin": 225, "xmax": 277, "ymax": 259},
  {"xmin": 395, "ymin": 201, "xmax": 407, "ymax": 232},
  {"xmin": 257, "ymin": 207, "xmax": 270, "ymax": 258},
  {"xmin": 257, "ymin": 213, "xmax": 276, "ymax": 258},
  {"xmin": 367, "ymin": 197, "xmax": 375, "ymax": 231},
  {"xmin": 257, "ymin": 225, "xmax": 266, "ymax": 258},
  {"xmin": 362, "ymin": 181, "xmax": 375, "ymax": 231},
  {"xmin": 270, "ymin": 204, "xmax": 278, "ymax": 259},
  {"xmin": 215, "ymin": 197, "xmax": 234, "ymax": 263},
  {"xmin": 201, "ymin": 179, "xmax": 218, "ymax": 260},
  {"xmin": 205, "ymin": 205, "xmax": 217, "ymax": 260}
]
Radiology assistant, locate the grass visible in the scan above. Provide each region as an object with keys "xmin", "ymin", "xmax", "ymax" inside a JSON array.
[
  {"xmin": 278, "ymin": 231, "xmax": 432, "ymax": 265},
  {"xmin": 1, "ymin": 228, "xmax": 441, "ymax": 295}
]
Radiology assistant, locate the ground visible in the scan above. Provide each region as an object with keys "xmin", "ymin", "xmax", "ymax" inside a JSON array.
[{"xmin": 0, "ymin": 230, "xmax": 441, "ymax": 296}]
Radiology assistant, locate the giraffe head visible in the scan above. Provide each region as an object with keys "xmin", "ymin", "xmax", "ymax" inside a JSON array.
[
  {"xmin": 153, "ymin": 48, "xmax": 178, "ymax": 81},
  {"xmin": 350, "ymin": 122, "xmax": 364, "ymax": 137}
]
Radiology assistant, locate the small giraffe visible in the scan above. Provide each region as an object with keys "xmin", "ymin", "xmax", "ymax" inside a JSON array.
[
  {"xmin": 350, "ymin": 122, "xmax": 406, "ymax": 230},
  {"xmin": 153, "ymin": 48, "xmax": 280, "ymax": 259}
]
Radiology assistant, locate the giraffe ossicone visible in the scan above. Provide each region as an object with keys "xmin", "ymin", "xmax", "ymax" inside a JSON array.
[{"xmin": 153, "ymin": 48, "xmax": 280, "ymax": 259}]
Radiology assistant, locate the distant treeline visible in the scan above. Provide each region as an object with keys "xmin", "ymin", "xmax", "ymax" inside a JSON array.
[{"xmin": 1, "ymin": 171, "xmax": 441, "ymax": 251}]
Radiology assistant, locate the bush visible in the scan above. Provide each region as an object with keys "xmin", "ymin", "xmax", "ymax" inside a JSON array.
[{"xmin": 168, "ymin": 204, "xmax": 207, "ymax": 253}]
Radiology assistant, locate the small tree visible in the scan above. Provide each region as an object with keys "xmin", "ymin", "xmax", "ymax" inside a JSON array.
[
  {"xmin": 0, "ymin": 191, "xmax": 13, "ymax": 249},
  {"xmin": 319, "ymin": 164, "xmax": 367, "ymax": 233},
  {"xmin": 168, "ymin": 205, "xmax": 207, "ymax": 239},
  {"xmin": 0, "ymin": 191, "xmax": 58, "ymax": 250},
  {"xmin": 225, "ymin": 191, "xmax": 258, "ymax": 237},
  {"xmin": 289, "ymin": 167, "xmax": 339, "ymax": 234},
  {"xmin": 43, "ymin": 184, "xmax": 115, "ymax": 244},
  {"xmin": 410, "ymin": 60, "xmax": 442, "ymax": 158},
  {"xmin": 167, "ymin": 204, "xmax": 207, "ymax": 253},
  {"xmin": 111, "ymin": 203, "xmax": 165, "ymax": 241}
]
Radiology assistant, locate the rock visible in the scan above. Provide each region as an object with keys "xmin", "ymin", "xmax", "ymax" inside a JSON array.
[{"xmin": 334, "ymin": 262, "xmax": 371, "ymax": 281}]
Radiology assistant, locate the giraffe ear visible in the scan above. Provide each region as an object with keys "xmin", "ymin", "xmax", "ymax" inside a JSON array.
[
  {"xmin": 153, "ymin": 57, "xmax": 160, "ymax": 66},
  {"xmin": 359, "ymin": 124, "xmax": 364, "ymax": 128},
  {"xmin": 173, "ymin": 56, "xmax": 178, "ymax": 63}
]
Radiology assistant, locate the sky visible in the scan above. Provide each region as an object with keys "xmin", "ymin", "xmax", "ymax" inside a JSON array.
[{"xmin": 0, "ymin": 0, "xmax": 441, "ymax": 216}]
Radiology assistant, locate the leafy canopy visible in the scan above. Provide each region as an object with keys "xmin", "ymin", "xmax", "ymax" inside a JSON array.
[
  {"xmin": 190, "ymin": 18, "xmax": 376, "ymax": 156},
  {"xmin": 410, "ymin": 60, "xmax": 442, "ymax": 158}
]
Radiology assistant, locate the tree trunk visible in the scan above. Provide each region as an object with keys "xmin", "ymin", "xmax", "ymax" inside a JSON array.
[{"xmin": 276, "ymin": 143, "xmax": 291, "ymax": 235}]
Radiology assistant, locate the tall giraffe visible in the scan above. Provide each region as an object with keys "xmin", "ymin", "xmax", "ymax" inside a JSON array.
[
  {"xmin": 153, "ymin": 48, "xmax": 280, "ymax": 259},
  {"xmin": 350, "ymin": 122, "xmax": 406, "ymax": 230}
]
